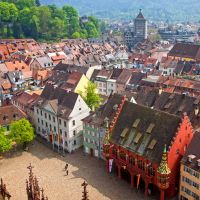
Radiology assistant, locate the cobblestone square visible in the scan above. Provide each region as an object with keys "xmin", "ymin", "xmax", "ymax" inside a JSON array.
[{"xmin": 0, "ymin": 141, "xmax": 154, "ymax": 200}]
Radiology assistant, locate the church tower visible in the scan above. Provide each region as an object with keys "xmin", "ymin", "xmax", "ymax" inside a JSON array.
[{"xmin": 134, "ymin": 9, "xmax": 148, "ymax": 43}]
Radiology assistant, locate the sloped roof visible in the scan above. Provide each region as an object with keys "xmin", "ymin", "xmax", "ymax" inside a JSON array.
[
  {"xmin": 129, "ymin": 72, "xmax": 146, "ymax": 85},
  {"xmin": 5, "ymin": 60, "xmax": 30, "ymax": 72},
  {"xmin": 13, "ymin": 91, "xmax": 39, "ymax": 107},
  {"xmin": 0, "ymin": 63, "xmax": 8, "ymax": 73},
  {"xmin": 168, "ymin": 43, "xmax": 200, "ymax": 60},
  {"xmin": 83, "ymin": 93, "xmax": 123, "ymax": 126},
  {"xmin": 133, "ymin": 87, "xmax": 200, "ymax": 130},
  {"xmin": 110, "ymin": 101, "xmax": 181, "ymax": 164},
  {"xmin": 116, "ymin": 69, "xmax": 132, "ymax": 84},
  {"xmin": 36, "ymin": 84, "xmax": 79, "ymax": 119},
  {"xmin": 35, "ymin": 56, "xmax": 54, "ymax": 68},
  {"xmin": 0, "ymin": 104, "xmax": 27, "ymax": 126}
]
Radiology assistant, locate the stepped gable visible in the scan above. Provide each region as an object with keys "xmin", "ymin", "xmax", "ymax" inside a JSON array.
[{"xmin": 110, "ymin": 101, "xmax": 182, "ymax": 164}]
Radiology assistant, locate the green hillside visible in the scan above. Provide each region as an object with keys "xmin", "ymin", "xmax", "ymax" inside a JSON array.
[{"xmin": 41, "ymin": 0, "xmax": 200, "ymax": 21}]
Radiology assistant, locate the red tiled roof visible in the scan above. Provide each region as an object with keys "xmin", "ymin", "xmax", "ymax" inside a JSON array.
[
  {"xmin": 168, "ymin": 43, "xmax": 200, "ymax": 60},
  {"xmin": 13, "ymin": 92, "xmax": 39, "ymax": 107},
  {"xmin": 51, "ymin": 55, "xmax": 66, "ymax": 61},
  {"xmin": 0, "ymin": 44, "xmax": 9, "ymax": 60},
  {"xmin": 5, "ymin": 60, "xmax": 30, "ymax": 72},
  {"xmin": 0, "ymin": 104, "xmax": 27, "ymax": 126},
  {"xmin": 1, "ymin": 82, "xmax": 11, "ymax": 90},
  {"xmin": 66, "ymin": 72, "xmax": 82, "ymax": 85}
]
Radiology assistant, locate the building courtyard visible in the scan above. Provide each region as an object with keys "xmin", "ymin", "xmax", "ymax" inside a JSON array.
[{"xmin": 0, "ymin": 140, "xmax": 157, "ymax": 200}]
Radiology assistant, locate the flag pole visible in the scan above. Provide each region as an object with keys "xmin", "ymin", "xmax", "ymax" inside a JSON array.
[
  {"xmin": 62, "ymin": 133, "xmax": 65, "ymax": 155},
  {"xmin": 58, "ymin": 133, "xmax": 60, "ymax": 153},
  {"xmin": 52, "ymin": 133, "xmax": 54, "ymax": 150}
]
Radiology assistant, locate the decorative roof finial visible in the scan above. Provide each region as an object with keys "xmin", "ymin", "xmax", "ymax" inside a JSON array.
[{"xmin": 157, "ymin": 144, "xmax": 171, "ymax": 175}]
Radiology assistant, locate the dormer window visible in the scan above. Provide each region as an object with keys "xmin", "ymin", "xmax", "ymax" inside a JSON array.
[{"xmin": 188, "ymin": 154, "xmax": 196, "ymax": 163}]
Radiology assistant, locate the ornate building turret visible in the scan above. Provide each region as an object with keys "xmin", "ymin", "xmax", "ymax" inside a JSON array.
[{"xmin": 157, "ymin": 145, "xmax": 171, "ymax": 200}]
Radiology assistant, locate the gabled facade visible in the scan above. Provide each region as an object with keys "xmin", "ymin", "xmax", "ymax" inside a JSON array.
[{"xmin": 34, "ymin": 84, "xmax": 90, "ymax": 153}]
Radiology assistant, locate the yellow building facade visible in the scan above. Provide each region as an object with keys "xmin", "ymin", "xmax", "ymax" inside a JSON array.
[
  {"xmin": 179, "ymin": 132, "xmax": 200, "ymax": 200},
  {"xmin": 74, "ymin": 74, "xmax": 90, "ymax": 96},
  {"xmin": 179, "ymin": 163, "xmax": 200, "ymax": 200}
]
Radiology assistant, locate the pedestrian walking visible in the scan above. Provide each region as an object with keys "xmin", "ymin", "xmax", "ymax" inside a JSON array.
[
  {"xmin": 64, "ymin": 163, "xmax": 68, "ymax": 171},
  {"xmin": 66, "ymin": 170, "xmax": 69, "ymax": 176}
]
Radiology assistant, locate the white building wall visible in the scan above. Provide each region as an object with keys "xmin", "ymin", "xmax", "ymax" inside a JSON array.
[
  {"xmin": 106, "ymin": 79, "xmax": 116, "ymax": 95},
  {"xmin": 68, "ymin": 95, "xmax": 91, "ymax": 152},
  {"xmin": 95, "ymin": 80, "xmax": 107, "ymax": 95},
  {"xmin": 33, "ymin": 95, "xmax": 90, "ymax": 153}
]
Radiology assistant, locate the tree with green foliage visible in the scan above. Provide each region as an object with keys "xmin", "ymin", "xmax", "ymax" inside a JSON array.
[
  {"xmin": 88, "ymin": 16, "xmax": 99, "ymax": 31},
  {"xmin": 85, "ymin": 21, "xmax": 99, "ymax": 38},
  {"xmin": 0, "ymin": 1, "xmax": 100, "ymax": 40},
  {"xmin": 0, "ymin": 127, "xmax": 12, "ymax": 153},
  {"xmin": 16, "ymin": 0, "xmax": 35, "ymax": 10},
  {"xmin": 80, "ymin": 82, "xmax": 102, "ymax": 110},
  {"xmin": 9, "ymin": 119, "xmax": 35, "ymax": 148},
  {"xmin": 72, "ymin": 31, "xmax": 81, "ymax": 39}
]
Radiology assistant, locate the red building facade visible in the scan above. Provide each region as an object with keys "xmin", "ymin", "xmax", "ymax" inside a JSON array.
[{"xmin": 103, "ymin": 96, "xmax": 194, "ymax": 200}]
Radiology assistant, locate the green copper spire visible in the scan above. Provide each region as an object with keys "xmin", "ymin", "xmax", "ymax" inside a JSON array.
[{"xmin": 157, "ymin": 145, "xmax": 171, "ymax": 175}]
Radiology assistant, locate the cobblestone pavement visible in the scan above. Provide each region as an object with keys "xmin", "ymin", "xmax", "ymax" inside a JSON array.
[{"xmin": 0, "ymin": 140, "xmax": 157, "ymax": 200}]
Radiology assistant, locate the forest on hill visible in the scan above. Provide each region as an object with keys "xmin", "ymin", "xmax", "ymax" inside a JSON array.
[
  {"xmin": 41, "ymin": 0, "xmax": 200, "ymax": 22},
  {"xmin": 0, "ymin": 0, "xmax": 100, "ymax": 41}
]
